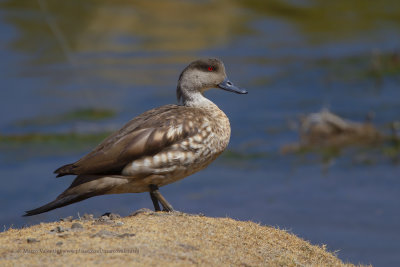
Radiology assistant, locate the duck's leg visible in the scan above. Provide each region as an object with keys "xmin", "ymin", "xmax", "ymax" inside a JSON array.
[
  {"xmin": 149, "ymin": 184, "xmax": 174, "ymax": 212},
  {"xmin": 149, "ymin": 188, "xmax": 161, "ymax": 211}
]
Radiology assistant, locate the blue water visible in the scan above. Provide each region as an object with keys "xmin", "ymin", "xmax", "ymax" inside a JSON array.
[{"xmin": 1, "ymin": 1, "xmax": 400, "ymax": 266}]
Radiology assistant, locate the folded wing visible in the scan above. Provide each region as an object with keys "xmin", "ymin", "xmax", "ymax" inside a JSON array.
[{"xmin": 55, "ymin": 105, "xmax": 204, "ymax": 177}]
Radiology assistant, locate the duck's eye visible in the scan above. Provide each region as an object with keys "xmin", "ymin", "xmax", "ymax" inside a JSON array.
[{"xmin": 208, "ymin": 66, "xmax": 214, "ymax": 72}]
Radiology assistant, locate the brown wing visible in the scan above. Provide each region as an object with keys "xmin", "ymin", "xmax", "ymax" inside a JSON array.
[{"xmin": 55, "ymin": 105, "xmax": 205, "ymax": 177}]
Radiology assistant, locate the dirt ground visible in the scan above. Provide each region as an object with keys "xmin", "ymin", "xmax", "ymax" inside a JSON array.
[{"xmin": 0, "ymin": 210, "xmax": 366, "ymax": 266}]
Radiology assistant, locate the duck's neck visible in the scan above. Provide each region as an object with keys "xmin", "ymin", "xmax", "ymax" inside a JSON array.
[
  {"xmin": 177, "ymin": 85, "xmax": 215, "ymax": 108},
  {"xmin": 183, "ymin": 92, "xmax": 214, "ymax": 108}
]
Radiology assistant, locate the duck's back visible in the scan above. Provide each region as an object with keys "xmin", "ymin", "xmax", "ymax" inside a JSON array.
[{"xmin": 55, "ymin": 103, "xmax": 231, "ymax": 186}]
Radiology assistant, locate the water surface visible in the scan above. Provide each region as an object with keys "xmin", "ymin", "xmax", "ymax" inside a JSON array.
[{"xmin": 1, "ymin": 1, "xmax": 400, "ymax": 266}]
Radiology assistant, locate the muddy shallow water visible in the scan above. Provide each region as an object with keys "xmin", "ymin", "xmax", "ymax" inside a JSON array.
[{"xmin": 1, "ymin": 1, "xmax": 400, "ymax": 266}]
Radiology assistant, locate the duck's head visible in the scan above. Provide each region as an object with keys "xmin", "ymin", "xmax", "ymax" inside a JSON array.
[{"xmin": 177, "ymin": 58, "xmax": 247, "ymax": 105}]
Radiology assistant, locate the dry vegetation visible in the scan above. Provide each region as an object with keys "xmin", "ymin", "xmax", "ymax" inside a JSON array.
[{"xmin": 0, "ymin": 210, "xmax": 366, "ymax": 266}]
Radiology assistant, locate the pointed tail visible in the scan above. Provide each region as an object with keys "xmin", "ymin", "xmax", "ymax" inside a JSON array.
[
  {"xmin": 24, "ymin": 175, "xmax": 130, "ymax": 216},
  {"xmin": 24, "ymin": 193, "xmax": 98, "ymax": 216},
  {"xmin": 54, "ymin": 163, "xmax": 76, "ymax": 177}
]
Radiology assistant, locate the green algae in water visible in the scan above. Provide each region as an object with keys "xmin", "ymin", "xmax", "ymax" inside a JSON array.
[
  {"xmin": 0, "ymin": 132, "xmax": 111, "ymax": 160},
  {"xmin": 0, "ymin": 132, "xmax": 110, "ymax": 145},
  {"xmin": 14, "ymin": 108, "xmax": 116, "ymax": 127}
]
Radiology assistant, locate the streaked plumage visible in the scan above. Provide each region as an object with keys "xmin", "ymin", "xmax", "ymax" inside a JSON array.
[{"xmin": 25, "ymin": 58, "xmax": 247, "ymax": 216}]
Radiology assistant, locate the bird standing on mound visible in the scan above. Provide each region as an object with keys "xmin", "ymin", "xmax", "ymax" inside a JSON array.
[{"xmin": 24, "ymin": 58, "xmax": 247, "ymax": 216}]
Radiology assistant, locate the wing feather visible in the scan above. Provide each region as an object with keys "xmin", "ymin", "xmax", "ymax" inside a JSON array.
[{"xmin": 55, "ymin": 105, "xmax": 204, "ymax": 177}]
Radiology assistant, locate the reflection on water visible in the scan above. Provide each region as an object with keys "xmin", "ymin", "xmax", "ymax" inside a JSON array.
[
  {"xmin": 1, "ymin": 0, "xmax": 245, "ymax": 60},
  {"xmin": 238, "ymin": 0, "xmax": 400, "ymax": 43},
  {"xmin": 1, "ymin": 0, "xmax": 400, "ymax": 266}
]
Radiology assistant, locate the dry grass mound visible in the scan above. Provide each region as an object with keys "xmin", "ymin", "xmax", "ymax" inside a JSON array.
[{"xmin": 0, "ymin": 210, "xmax": 366, "ymax": 266}]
